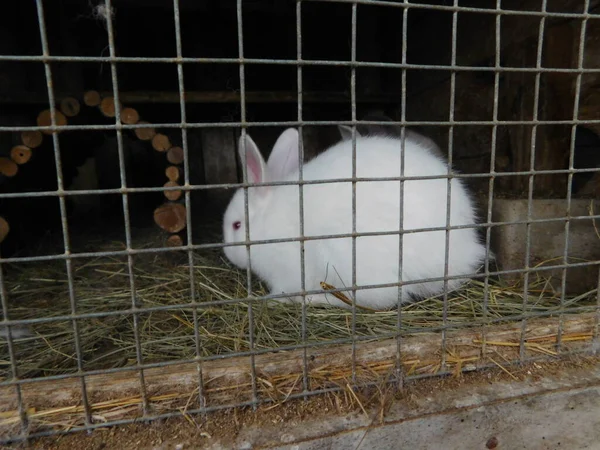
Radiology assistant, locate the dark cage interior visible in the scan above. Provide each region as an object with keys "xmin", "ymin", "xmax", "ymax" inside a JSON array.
[
  {"xmin": 1, "ymin": 0, "xmax": 599, "ymax": 256},
  {"xmin": 1, "ymin": 0, "xmax": 600, "ymax": 444},
  {"xmin": 0, "ymin": 0, "xmax": 411, "ymax": 256}
]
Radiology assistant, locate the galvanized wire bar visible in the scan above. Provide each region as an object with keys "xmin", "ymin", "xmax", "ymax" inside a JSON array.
[
  {"xmin": 296, "ymin": 0, "xmax": 310, "ymax": 398},
  {"xmin": 559, "ymin": 0, "xmax": 591, "ymax": 349},
  {"xmin": 1, "ymin": 1, "xmax": 600, "ymax": 443},
  {"xmin": 303, "ymin": 0, "xmax": 593, "ymax": 19},
  {"xmin": 103, "ymin": 0, "xmax": 150, "ymax": 415},
  {"xmin": 0, "ymin": 261, "xmax": 27, "ymax": 437},
  {"xmin": 237, "ymin": 0, "xmax": 259, "ymax": 410},
  {"xmin": 6, "ymin": 117, "xmax": 600, "ymax": 134},
  {"xmin": 1, "ymin": 165, "xmax": 599, "ymax": 201},
  {"xmin": 1, "ymin": 166, "xmax": 600, "ymax": 200},
  {"xmin": 440, "ymin": 0, "xmax": 459, "ymax": 371},
  {"xmin": 34, "ymin": 0, "xmax": 93, "ymax": 431},
  {"xmin": 0, "ymin": 214, "xmax": 599, "ymax": 268},
  {"xmin": 2, "ymin": 56, "xmax": 600, "ymax": 82},
  {"xmin": 519, "ymin": 0, "xmax": 549, "ymax": 361},
  {"xmin": 171, "ymin": 0, "xmax": 205, "ymax": 414},
  {"xmin": 481, "ymin": 0, "xmax": 503, "ymax": 356},
  {"xmin": 2, "ymin": 55, "xmax": 600, "ymax": 69},
  {"xmin": 395, "ymin": 0, "xmax": 410, "ymax": 388},
  {"xmin": 596, "ymin": 269, "xmax": 600, "ymax": 349},
  {"xmin": 350, "ymin": 1, "xmax": 358, "ymax": 385}
]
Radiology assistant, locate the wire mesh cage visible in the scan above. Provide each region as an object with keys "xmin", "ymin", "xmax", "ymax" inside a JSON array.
[{"xmin": 0, "ymin": 0, "xmax": 599, "ymax": 445}]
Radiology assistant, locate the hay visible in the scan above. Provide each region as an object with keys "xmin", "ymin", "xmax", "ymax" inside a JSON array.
[{"xmin": 1, "ymin": 234, "xmax": 597, "ymax": 381}]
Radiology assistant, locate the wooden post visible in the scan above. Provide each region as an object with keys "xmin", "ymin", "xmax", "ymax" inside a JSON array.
[
  {"xmin": 496, "ymin": 22, "xmax": 578, "ymax": 197},
  {"xmin": 201, "ymin": 128, "xmax": 237, "ymax": 185},
  {"xmin": 154, "ymin": 203, "xmax": 187, "ymax": 233},
  {"xmin": 536, "ymin": 22, "xmax": 578, "ymax": 197},
  {"xmin": 10, "ymin": 145, "xmax": 32, "ymax": 165},
  {"xmin": 200, "ymin": 128, "xmax": 238, "ymax": 204}
]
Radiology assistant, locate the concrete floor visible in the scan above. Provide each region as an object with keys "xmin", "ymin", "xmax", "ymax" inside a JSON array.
[
  {"xmin": 204, "ymin": 361, "xmax": 600, "ymax": 450},
  {"xmin": 272, "ymin": 386, "xmax": 600, "ymax": 449}
]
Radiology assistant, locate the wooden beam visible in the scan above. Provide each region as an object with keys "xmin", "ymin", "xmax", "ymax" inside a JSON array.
[{"xmin": 0, "ymin": 313, "xmax": 595, "ymax": 434}]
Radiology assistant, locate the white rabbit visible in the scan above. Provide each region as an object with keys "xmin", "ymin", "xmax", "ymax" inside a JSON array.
[
  {"xmin": 338, "ymin": 116, "xmax": 444, "ymax": 159},
  {"xmin": 222, "ymin": 128, "xmax": 487, "ymax": 310}
]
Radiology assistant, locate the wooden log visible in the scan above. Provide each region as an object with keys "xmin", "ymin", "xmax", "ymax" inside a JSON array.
[
  {"xmin": 83, "ymin": 90, "xmax": 101, "ymax": 107},
  {"xmin": 59, "ymin": 97, "xmax": 81, "ymax": 117},
  {"xmin": 36, "ymin": 109, "xmax": 67, "ymax": 134},
  {"xmin": 10, "ymin": 145, "xmax": 32, "ymax": 165},
  {"xmin": 0, "ymin": 313, "xmax": 595, "ymax": 431},
  {"xmin": 166, "ymin": 146, "xmax": 184, "ymax": 165},
  {"xmin": 153, "ymin": 202, "xmax": 187, "ymax": 233},
  {"xmin": 166, "ymin": 234, "xmax": 183, "ymax": 247},
  {"xmin": 0, "ymin": 157, "xmax": 18, "ymax": 177},
  {"xmin": 99, "ymin": 96, "xmax": 121, "ymax": 118},
  {"xmin": 152, "ymin": 133, "xmax": 171, "ymax": 152},
  {"xmin": 120, "ymin": 107, "xmax": 139, "ymax": 125},
  {"xmin": 20, "ymin": 130, "xmax": 43, "ymax": 149},
  {"xmin": 0, "ymin": 216, "xmax": 8, "ymax": 243},
  {"xmin": 163, "ymin": 180, "xmax": 182, "ymax": 201},
  {"xmin": 165, "ymin": 165, "xmax": 180, "ymax": 182},
  {"xmin": 134, "ymin": 121, "xmax": 156, "ymax": 141}
]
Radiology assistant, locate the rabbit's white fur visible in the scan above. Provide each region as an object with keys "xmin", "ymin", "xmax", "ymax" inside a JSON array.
[
  {"xmin": 223, "ymin": 128, "xmax": 486, "ymax": 310},
  {"xmin": 338, "ymin": 124, "xmax": 443, "ymax": 158}
]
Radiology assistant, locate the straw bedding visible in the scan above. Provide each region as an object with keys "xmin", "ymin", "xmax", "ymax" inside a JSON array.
[{"xmin": 1, "ymin": 232, "xmax": 597, "ymax": 381}]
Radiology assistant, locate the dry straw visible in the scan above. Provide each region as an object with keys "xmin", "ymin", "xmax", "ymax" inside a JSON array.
[
  {"xmin": 0, "ymin": 232, "xmax": 598, "ymax": 437},
  {"xmin": 0, "ymin": 237, "xmax": 597, "ymax": 380}
]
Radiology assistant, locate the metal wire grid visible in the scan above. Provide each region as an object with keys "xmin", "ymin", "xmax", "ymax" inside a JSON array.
[
  {"xmin": 560, "ymin": 0, "xmax": 591, "ymax": 349},
  {"xmin": 296, "ymin": 0, "xmax": 310, "ymax": 397},
  {"xmin": 237, "ymin": 0, "xmax": 260, "ymax": 408},
  {"xmin": 0, "ymin": 0, "xmax": 598, "ymax": 444},
  {"xmin": 519, "ymin": 0, "xmax": 550, "ymax": 358}
]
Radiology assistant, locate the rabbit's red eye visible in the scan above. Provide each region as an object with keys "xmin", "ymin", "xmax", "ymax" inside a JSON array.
[{"xmin": 233, "ymin": 221, "xmax": 241, "ymax": 230}]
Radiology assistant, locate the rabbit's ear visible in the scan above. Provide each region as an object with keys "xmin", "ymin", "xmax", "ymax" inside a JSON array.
[
  {"xmin": 338, "ymin": 125, "xmax": 361, "ymax": 141},
  {"xmin": 267, "ymin": 128, "xmax": 301, "ymax": 181},
  {"xmin": 239, "ymin": 133, "xmax": 267, "ymax": 185}
]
